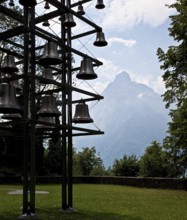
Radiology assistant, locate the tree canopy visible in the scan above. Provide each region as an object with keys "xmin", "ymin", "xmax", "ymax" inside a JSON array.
[{"xmin": 157, "ymin": 0, "xmax": 187, "ymax": 177}]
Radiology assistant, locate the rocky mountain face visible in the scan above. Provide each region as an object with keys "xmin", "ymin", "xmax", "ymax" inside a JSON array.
[{"xmin": 74, "ymin": 72, "xmax": 169, "ymax": 166}]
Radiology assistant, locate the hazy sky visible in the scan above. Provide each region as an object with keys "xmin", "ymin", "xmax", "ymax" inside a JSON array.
[
  {"xmin": 79, "ymin": 0, "xmax": 176, "ymax": 95},
  {"xmin": 35, "ymin": 0, "xmax": 176, "ymax": 95}
]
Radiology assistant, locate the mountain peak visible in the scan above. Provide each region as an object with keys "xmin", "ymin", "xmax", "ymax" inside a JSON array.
[{"xmin": 114, "ymin": 72, "xmax": 131, "ymax": 83}]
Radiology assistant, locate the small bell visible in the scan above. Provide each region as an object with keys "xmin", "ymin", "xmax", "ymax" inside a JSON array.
[
  {"xmin": 44, "ymin": 1, "xmax": 50, "ymax": 9},
  {"xmin": 77, "ymin": 4, "xmax": 85, "ymax": 15},
  {"xmin": 37, "ymin": 94, "xmax": 61, "ymax": 116},
  {"xmin": 72, "ymin": 101, "xmax": 93, "ymax": 123},
  {"xmin": 42, "ymin": 19, "xmax": 50, "ymax": 27},
  {"xmin": 19, "ymin": 0, "xmax": 37, "ymax": 7},
  {"xmin": 76, "ymin": 57, "xmax": 97, "ymax": 80},
  {"xmin": 39, "ymin": 41, "xmax": 61, "ymax": 66},
  {"xmin": 93, "ymin": 31, "xmax": 108, "ymax": 47},
  {"xmin": 64, "ymin": 13, "xmax": 76, "ymax": 28},
  {"xmin": 0, "ymin": 55, "xmax": 18, "ymax": 73},
  {"xmin": 9, "ymin": 0, "xmax": 14, "ymax": 6},
  {"xmin": 95, "ymin": 0, "xmax": 105, "ymax": 9},
  {"xmin": 40, "ymin": 68, "xmax": 53, "ymax": 84}
]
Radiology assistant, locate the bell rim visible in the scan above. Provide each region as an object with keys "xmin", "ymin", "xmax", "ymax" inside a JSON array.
[
  {"xmin": 39, "ymin": 57, "xmax": 61, "ymax": 66},
  {"xmin": 37, "ymin": 111, "xmax": 61, "ymax": 116},
  {"xmin": 95, "ymin": 5, "xmax": 105, "ymax": 9},
  {"xmin": 0, "ymin": 66, "xmax": 19, "ymax": 73},
  {"xmin": 0, "ymin": 108, "xmax": 23, "ymax": 114},
  {"xmin": 19, "ymin": 0, "xmax": 37, "ymax": 7},
  {"xmin": 93, "ymin": 41, "xmax": 108, "ymax": 47},
  {"xmin": 76, "ymin": 73, "xmax": 98, "ymax": 80},
  {"xmin": 72, "ymin": 118, "xmax": 93, "ymax": 123}
]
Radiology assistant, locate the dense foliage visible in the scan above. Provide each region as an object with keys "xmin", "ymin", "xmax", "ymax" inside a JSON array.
[{"xmin": 157, "ymin": 0, "xmax": 187, "ymax": 177}]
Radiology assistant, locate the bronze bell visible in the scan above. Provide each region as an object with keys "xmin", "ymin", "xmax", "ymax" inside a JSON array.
[
  {"xmin": 19, "ymin": 0, "xmax": 37, "ymax": 7},
  {"xmin": 0, "ymin": 55, "xmax": 18, "ymax": 73},
  {"xmin": 76, "ymin": 57, "xmax": 97, "ymax": 80},
  {"xmin": 72, "ymin": 102, "xmax": 93, "ymax": 123},
  {"xmin": 64, "ymin": 13, "xmax": 76, "ymax": 28},
  {"xmin": 0, "ymin": 83, "xmax": 22, "ymax": 113},
  {"xmin": 37, "ymin": 94, "xmax": 61, "ymax": 116},
  {"xmin": 95, "ymin": 0, "xmax": 105, "ymax": 9},
  {"xmin": 40, "ymin": 68, "xmax": 53, "ymax": 84},
  {"xmin": 94, "ymin": 31, "xmax": 108, "ymax": 47},
  {"xmin": 1, "ymin": 113, "xmax": 22, "ymax": 120},
  {"xmin": 39, "ymin": 41, "xmax": 61, "ymax": 66},
  {"xmin": 9, "ymin": 0, "xmax": 14, "ymax": 6},
  {"xmin": 42, "ymin": 19, "xmax": 50, "ymax": 27},
  {"xmin": 44, "ymin": 1, "xmax": 50, "ymax": 9},
  {"xmin": 36, "ymin": 116, "xmax": 55, "ymax": 129},
  {"xmin": 77, "ymin": 4, "xmax": 85, "ymax": 15}
]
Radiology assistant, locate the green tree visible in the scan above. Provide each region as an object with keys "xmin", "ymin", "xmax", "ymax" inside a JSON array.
[
  {"xmin": 111, "ymin": 154, "xmax": 140, "ymax": 176},
  {"xmin": 139, "ymin": 141, "xmax": 169, "ymax": 177},
  {"xmin": 44, "ymin": 140, "xmax": 62, "ymax": 175},
  {"xmin": 163, "ymin": 101, "xmax": 187, "ymax": 177},
  {"xmin": 73, "ymin": 147, "xmax": 106, "ymax": 176},
  {"xmin": 157, "ymin": 0, "xmax": 187, "ymax": 177}
]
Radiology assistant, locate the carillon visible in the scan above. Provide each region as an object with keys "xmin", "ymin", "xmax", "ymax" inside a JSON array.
[
  {"xmin": 0, "ymin": 83, "xmax": 22, "ymax": 113},
  {"xmin": 72, "ymin": 102, "xmax": 93, "ymax": 123},
  {"xmin": 40, "ymin": 68, "xmax": 53, "ymax": 84},
  {"xmin": 37, "ymin": 94, "xmax": 61, "ymax": 116},
  {"xmin": 76, "ymin": 57, "xmax": 97, "ymax": 80},
  {"xmin": 64, "ymin": 13, "xmax": 76, "ymax": 27},
  {"xmin": 77, "ymin": 3, "xmax": 85, "ymax": 15},
  {"xmin": 0, "ymin": 55, "xmax": 18, "ymax": 73},
  {"xmin": 95, "ymin": 0, "xmax": 105, "ymax": 9},
  {"xmin": 94, "ymin": 31, "xmax": 108, "ymax": 47},
  {"xmin": 39, "ymin": 41, "xmax": 61, "ymax": 66}
]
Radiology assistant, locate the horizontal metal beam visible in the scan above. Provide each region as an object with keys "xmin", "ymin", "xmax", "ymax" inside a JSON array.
[
  {"xmin": 0, "ymin": 25, "xmax": 25, "ymax": 41},
  {"xmin": 0, "ymin": 5, "xmax": 24, "ymax": 23}
]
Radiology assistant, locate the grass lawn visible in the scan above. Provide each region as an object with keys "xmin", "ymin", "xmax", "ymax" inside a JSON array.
[{"xmin": 0, "ymin": 184, "xmax": 187, "ymax": 220}]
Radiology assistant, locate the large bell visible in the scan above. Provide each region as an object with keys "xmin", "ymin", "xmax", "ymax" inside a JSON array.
[
  {"xmin": 37, "ymin": 94, "xmax": 61, "ymax": 116},
  {"xmin": 1, "ymin": 113, "xmax": 22, "ymax": 120},
  {"xmin": 95, "ymin": 0, "xmax": 105, "ymax": 9},
  {"xmin": 39, "ymin": 41, "xmax": 61, "ymax": 66},
  {"xmin": 94, "ymin": 31, "xmax": 108, "ymax": 47},
  {"xmin": 36, "ymin": 116, "xmax": 55, "ymax": 129},
  {"xmin": 0, "ymin": 55, "xmax": 18, "ymax": 73},
  {"xmin": 19, "ymin": 0, "xmax": 37, "ymax": 7},
  {"xmin": 64, "ymin": 13, "xmax": 76, "ymax": 28},
  {"xmin": 76, "ymin": 57, "xmax": 97, "ymax": 80},
  {"xmin": 72, "ymin": 102, "xmax": 93, "ymax": 123},
  {"xmin": 77, "ymin": 4, "xmax": 85, "ymax": 15},
  {"xmin": 40, "ymin": 68, "xmax": 53, "ymax": 84},
  {"xmin": 0, "ymin": 83, "xmax": 22, "ymax": 113}
]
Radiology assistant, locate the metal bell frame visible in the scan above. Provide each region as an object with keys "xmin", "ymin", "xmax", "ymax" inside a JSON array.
[{"xmin": 0, "ymin": 0, "xmax": 107, "ymax": 218}]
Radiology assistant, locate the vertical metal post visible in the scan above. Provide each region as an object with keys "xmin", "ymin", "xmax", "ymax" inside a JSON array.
[
  {"xmin": 29, "ymin": 6, "xmax": 36, "ymax": 215},
  {"xmin": 66, "ymin": 0, "xmax": 73, "ymax": 210},
  {"xmin": 22, "ymin": 5, "xmax": 30, "ymax": 216},
  {"xmin": 61, "ymin": 0, "xmax": 68, "ymax": 211}
]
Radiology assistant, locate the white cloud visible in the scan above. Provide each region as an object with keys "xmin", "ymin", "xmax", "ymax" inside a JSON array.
[
  {"xmin": 102, "ymin": 0, "xmax": 176, "ymax": 31},
  {"xmin": 108, "ymin": 37, "xmax": 136, "ymax": 47}
]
